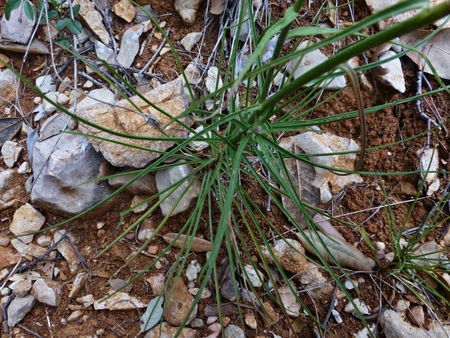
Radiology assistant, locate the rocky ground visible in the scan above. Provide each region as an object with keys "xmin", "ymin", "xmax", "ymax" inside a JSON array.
[{"xmin": 0, "ymin": 0, "xmax": 450, "ymax": 337}]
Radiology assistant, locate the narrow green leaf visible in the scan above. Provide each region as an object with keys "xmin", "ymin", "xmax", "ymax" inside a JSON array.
[
  {"xmin": 55, "ymin": 18, "xmax": 69, "ymax": 30},
  {"xmin": 67, "ymin": 19, "xmax": 82, "ymax": 34},
  {"xmin": 23, "ymin": 0, "xmax": 35, "ymax": 21},
  {"xmin": 5, "ymin": 0, "xmax": 22, "ymax": 21}
]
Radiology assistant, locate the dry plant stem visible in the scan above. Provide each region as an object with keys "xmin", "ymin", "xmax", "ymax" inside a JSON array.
[
  {"xmin": 322, "ymin": 282, "xmax": 339, "ymax": 327},
  {"xmin": 2, "ymin": 294, "xmax": 15, "ymax": 333},
  {"xmin": 17, "ymin": 324, "xmax": 43, "ymax": 338}
]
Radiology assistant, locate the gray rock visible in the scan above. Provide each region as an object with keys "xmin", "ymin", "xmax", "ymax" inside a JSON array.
[
  {"xmin": 77, "ymin": 87, "xmax": 116, "ymax": 109},
  {"xmin": 30, "ymin": 132, "xmax": 114, "ymax": 216},
  {"xmin": 164, "ymin": 278, "xmax": 197, "ymax": 326},
  {"xmin": 244, "ymin": 264, "xmax": 264, "ymax": 287},
  {"xmin": 93, "ymin": 290, "xmax": 147, "ymax": 310},
  {"xmin": 280, "ymin": 282, "xmax": 301, "ymax": 317},
  {"xmin": 298, "ymin": 261, "xmax": 334, "ymax": 299},
  {"xmin": 180, "ymin": 32, "xmax": 202, "ymax": 52},
  {"xmin": 68, "ymin": 272, "xmax": 88, "ymax": 298},
  {"xmin": 245, "ymin": 315, "xmax": 257, "ymax": 329},
  {"xmin": 78, "ymin": 79, "xmax": 188, "ymax": 168},
  {"xmin": 381, "ymin": 309, "xmax": 450, "ymax": 338},
  {"xmin": 287, "ymin": 40, "xmax": 346, "ymax": 89},
  {"xmin": 190, "ymin": 318, "xmax": 204, "ymax": 328},
  {"xmin": 54, "ymin": 230, "xmax": 81, "ymax": 273},
  {"xmin": 0, "ymin": 169, "xmax": 21, "ymax": 211},
  {"xmin": 146, "ymin": 273, "xmax": 165, "ymax": 296},
  {"xmin": 344, "ymin": 298, "xmax": 370, "ymax": 315},
  {"xmin": 108, "ymin": 167, "xmax": 158, "ymax": 195},
  {"xmin": 94, "ymin": 40, "xmax": 115, "ymax": 62},
  {"xmin": 73, "ymin": 0, "xmax": 110, "ymax": 45},
  {"xmin": 135, "ymin": 5, "xmax": 159, "ymax": 23},
  {"xmin": 224, "ymin": 324, "xmax": 245, "ymax": 338},
  {"xmin": 0, "ymin": 69, "xmax": 18, "ymax": 113},
  {"xmin": 205, "ymin": 67, "xmax": 223, "ymax": 93},
  {"xmin": 144, "ymin": 322, "xmax": 197, "ymax": 338},
  {"xmin": 42, "ymin": 92, "xmax": 59, "ymax": 114},
  {"xmin": 10, "ymin": 279, "xmax": 32, "ymax": 298},
  {"xmin": 1, "ymin": 140, "xmax": 21, "ymax": 168},
  {"xmin": 155, "ymin": 162, "xmax": 200, "ymax": 216},
  {"xmin": 1, "ymin": 2, "xmax": 35, "ymax": 44},
  {"xmin": 375, "ymin": 50, "xmax": 406, "ymax": 93},
  {"xmin": 174, "ymin": 0, "xmax": 204, "ymax": 25},
  {"xmin": 31, "ymin": 278, "xmax": 63, "ymax": 307},
  {"xmin": 117, "ymin": 24, "xmax": 144, "ymax": 67},
  {"xmin": 36, "ymin": 75, "xmax": 53, "ymax": 94},
  {"xmin": 7, "ymin": 294, "xmax": 36, "ymax": 328},
  {"xmin": 9, "ymin": 203, "xmax": 45, "ymax": 244}
]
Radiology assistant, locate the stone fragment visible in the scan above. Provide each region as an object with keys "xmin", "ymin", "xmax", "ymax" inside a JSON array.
[
  {"xmin": 190, "ymin": 318, "xmax": 204, "ymax": 328},
  {"xmin": 0, "ymin": 69, "xmax": 18, "ymax": 113},
  {"xmin": 245, "ymin": 315, "xmax": 257, "ymax": 329},
  {"xmin": 261, "ymin": 238, "xmax": 307, "ymax": 274},
  {"xmin": 7, "ymin": 294, "xmax": 36, "ymax": 328},
  {"xmin": 156, "ymin": 162, "xmax": 200, "ymax": 216},
  {"xmin": 10, "ymin": 238, "xmax": 31, "ymax": 259},
  {"xmin": 67, "ymin": 310, "xmax": 83, "ymax": 322},
  {"xmin": 188, "ymin": 287, "xmax": 211, "ymax": 299},
  {"xmin": 18, "ymin": 162, "xmax": 31, "ymax": 174},
  {"xmin": 344, "ymin": 299, "xmax": 370, "ymax": 315},
  {"xmin": 31, "ymin": 278, "xmax": 63, "ymax": 307},
  {"xmin": 144, "ymin": 322, "xmax": 197, "ymax": 338},
  {"xmin": 94, "ymin": 290, "xmax": 147, "ymax": 310},
  {"xmin": 0, "ymin": 169, "xmax": 21, "ymax": 211},
  {"xmin": 94, "ymin": 40, "xmax": 115, "ymax": 62},
  {"xmin": 2, "ymin": 141, "xmax": 21, "ymax": 168},
  {"xmin": 58, "ymin": 77, "xmax": 72, "ymax": 92},
  {"xmin": 164, "ymin": 278, "xmax": 197, "ymax": 326},
  {"xmin": 180, "ymin": 32, "xmax": 202, "ymax": 52},
  {"xmin": 138, "ymin": 218, "xmax": 154, "ymax": 242},
  {"xmin": 36, "ymin": 75, "xmax": 53, "ymax": 94},
  {"xmin": 73, "ymin": 0, "xmax": 110, "ymax": 45},
  {"xmin": 10, "ymin": 279, "xmax": 32, "ymax": 297},
  {"xmin": 186, "ymin": 260, "xmax": 201, "ymax": 281},
  {"xmin": 9, "ymin": 203, "xmax": 45, "ymax": 244},
  {"xmin": 57, "ymin": 93, "xmax": 69, "ymax": 106},
  {"xmin": 25, "ymin": 243, "xmax": 47, "ymax": 258},
  {"xmin": 146, "ymin": 273, "xmax": 165, "ymax": 296},
  {"xmin": 77, "ymin": 88, "xmax": 116, "ymax": 110},
  {"xmin": 287, "ymin": 41, "xmax": 346, "ymax": 89},
  {"xmin": 117, "ymin": 24, "xmax": 144, "ymax": 67},
  {"xmin": 224, "ymin": 324, "xmax": 245, "ymax": 338},
  {"xmin": 332, "ymin": 309, "xmax": 343, "ymax": 324},
  {"xmin": 407, "ymin": 305, "xmax": 425, "ymax": 327},
  {"xmin": 30, "ymin": 132, "xmax": 114, "ymax": 216},
  {"xmin": 174, "ymin": 0, "xmax": 204, "ymax": 25},
  {"xmin": 298, "ymin": 261, "xmax": 334, "ymax": 298},
  {"xmin": 78, "ymin": 79, "xmax": 188, "ymax": 168},
  {"xmin": 381, "ymin": 309, "xmax": 450, "ymax": 338},
  {"xmin": 108, "ymin": 167, "xmax": 158, "ymax": 195},
  {"xmin": 374, "ymin": 50, "xmax": 406, "ymax": 93},
  {"xmin": 244, "ymin": 264, "xmax": 264, "ymax": 287},
  {"xmin": 54, "ymin": 230, "xmax": 80, "ymax": 273},
  {"xmin": 135, "ymin": 4, "xmax": 158, "ymax": 23},
  {"xmin": 1, "ymin": 2, "xmax": 35, "ymax": 44},
  {"xmin": 279, "ymin": 282, "xmax": 300, "ymax": 317},
  {"xmin": 188, "ymin": 125, "xmax": 210, "ymax": 151},
  {"xmin": 42, "ymin": 92, "xmax": 59, "ymax": 114},
  {"xmin": 112, "ymin": 0, "xmax": 136, "ymax": 22},
  {"xmin": 69, "ymin": 272, "xmax": 88, "ymax": 298},
  {"xmin": 182, "ymin": 63, "xmax": 202, "ymax": 86},
  {"xmin": 76, "ymin": 294, "xmax": 94, "ymax": 307},
  {"xmin": 205, "ymin": 66, "xmax": 223, "ymax": 93}
]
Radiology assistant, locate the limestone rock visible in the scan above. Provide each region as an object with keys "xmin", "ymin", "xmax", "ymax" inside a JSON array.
[
  {"xmin": 73, "ymin": 0, "xmax": 110, "ymax": 45},
  {"xmin": 0, "ymin": 69, "xmax": 18, "ymax": 113},
  {"xmin": 261, "ymin": 238, "xmax": 308, "ymax": 274},
  {"xmin": 298, "ymin": 261, "xmax": 335, "ymax": 299},
  {"xmin": 374, "ymin": 50, "xmax": 406, "ymax": 93},
  {"xmin": 9, "ymin": 203, "xmax": 45, "ymax": 244},
  {"xmin": 77, "ymin": 87, "xmax": 115, "ymax": 110},
  {"xmin": 78, "ymin": 78, "xmax": 188, "ymax": 168},
  {"xmin": 164, "ymin": 278, "xmax": 197, "ymax": 326},
  {"xmin": 36, "ymin": 75, "xmax": 53, "ymax": 94},
  {"xmin": 224, "ymin": 324, "xmax": 245, "ymax": 338},
  {"xmin": 112, "ymin": 0, "xmax": 136, "ymax": 22},
  {"xmin": 30, "ymin": 132, "xmax": 114, "ymax": 216},
  {"xmin": 180, "ymin": 32, "xmax": 202, "ymax": 52},
  {"xmin": 174, "ymin": 0, "xmax": 204, "ymax": 25},
  {"xmin": 1, "ymin": 2, "xmax": 35, "ymax": 44},
  {"xmin": 0, "ymin": 245, "xmax": 21, "ymax": 269},
  {"xmin": 2, "ymin": 140, "xmax": 21, "ymax": 168},
  {"xmin": 7, "ymin": 294, "xmax": 36, "ymax": 328},
  {"xmin": 108, "ymin": 167, "xmax": 158, "ymax": 195},
  {"xmin": 146, "ymin": 273, "xmax": 165, "ymax": 296},
  {"xmin": 287, "ymin": 41, "xmax": 346, "ymax": 89},
  {"xmin": 117, "ymin": 24, "xmax": 144, "ymax": 67},
  {"xmin": 144, "ymin": 322, "xmax": 197, "ymax": 338},
  {"xmin": 31, "ymin": 278, "xmax": 63, "ymax": 307},
  {"xmin": 186, "ymin": 260, "xmax": 201, "ymax": 281},
  {"xmin": 54, "ymin": 230, "xmax": 81, "ymax": 273},
  {"xmin": 155, "ymin": 162, "xmax": 200, "ymax": 216},
  {"xmin": 94, "ymin": 290, "xmax": 147, "ymax": 310},
  {"xmin": 0, "ymin": 169, "xmax": 22, "ymax": 211},
  {"xmin": 279, "ymin": 282, "xmax": 300, "ymax": 317}
]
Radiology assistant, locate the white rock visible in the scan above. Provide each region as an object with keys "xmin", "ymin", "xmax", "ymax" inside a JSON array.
[
  {"xmin": 224, "ymin": 324, "xmax": 245, "ymax": 338},
  {"xmin": 77, "ymin": 88, "xmax": 116, "ymax": 110},
  {"xmin": 188, "ymin": 125, "xmax": 211, "ymax": 151},
  {"xmin": 354, "ymin": 324, "xmax": 376, "ymax": 338},
  {"xmin": 130, "ymin": 195, "xmax": 148, "ymax": 214},
  {"xmin": 244, "ymin": 264, "xmax": 264, "ymax": 287},
  {"xmin": 36, "ymin": 75, "xmax": 53, "ymax": 94},
  {"xmin": 112, "ymin": 0, "xmax": 136, "ymax": 23},
  {"xmin": 146, "ymin": 273, "xmax": 166, "ymax": 296},
  {"xmin": 1, "ymin": 141, "xmax": 21, "ymax": 168},
  {"xmin": 54, "ymin": 230, "xmax": 80, "ymax": 273},
  {"xmin": 375, "ymin": 241, "xmax": 386, "ymax": 250},
  {"xmin": 180, "ymin": 32, "xmax": 202, "ymax": 52},
  {"xmin": 9, "ymin": 203, "xmax": 45, "ymax": 243},
  {"xmin": 182, "ymin": 63, "xmax": 202, "ymax": 85},
  {"xmin": 69, "ymin": 272, "xmax": 88, "ymax": 298},
  {"xmin": 67, "ymin": 310, "xmax": 83, "ymax": 322},
  {"xmin": 188, "ymin": 287, "xmax": 211, "ymax": 299},
  {"xmin": 245, "ymin": 315, "xmax": 257, "ymax": 329},
  {"xmin": 42, "ymin": 92, "xmax": 59, "ymax": 114},
  {"xmin": 279, "ymin": 282, "xmax": 300, "ymax": 317},
  {"xmin": 205, "ymin": 67, "xmax": 223, "ymax": 93},
  {"xmin": 1, "ymin": 1, "xmax": 35, "ymax": 44},
  {"xmin": 174, "ymin": 0, "xmax": 204, "ymax": 25},
  {"xmin": 10, "ymin": 279, "xmax": 32, "ymax": 297},
  {"xmin": 376, "ymin": 50, "xmax": 406, "ymax": 93},
  {"xmin": 57, "ymin": 93, "xmax": 69, "ymax": 105},
  {"xmin": 344, "ymin": 298, "xmax": 370, "ymax": 315},
  {"xmin": 7, "ymin": 294, "xmax": 36, "ymax": 328},
  {"xmin": 332, "ymin": 309, "xmax": 343, "ymax": 324},
  {"xmin": 344, "ymin": 279, "xmax": 357, "ymax": 290},
  {"xmin": 298, "ymin": 262, "xmax": 334, "ymax": 299},
  {"xmin": 18, "ymin": 162, "xmax": 31, "ymax": 174},
  {"xmin": 186, "ymin": 260, "xmax": 202, "ymax": 281},
  {"xmin": 261, "ymin": 238, "xmax": 307, "ymax": 274},
  {"xmin": 117, "ymin": 24, "xmax": 144, "ymax": 67},
  {"xmin": 94, "ymin": 290, "xmax": 147, "ymax": 310},
  {"xmin": 31, "ymin": 278, "xmax": 63, "ymax": 307},
  {"xmin": 287, "ymin": 40, "xmax": 346, "ymax": 89},
  {"xmin": 94, "ymin": 40, "xmax": 114, "ymax": 62},
  {"xmin": 76, "ymin": 294, "xmax": 94, "ymax": 307}
]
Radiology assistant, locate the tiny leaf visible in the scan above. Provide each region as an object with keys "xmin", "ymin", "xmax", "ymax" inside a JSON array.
[
  {"xmin": 162, "ymin": 233, "xmax": 212, "ymax": 252},
  {"xmin": 55, "ymin": 17, "xmax": 69, "ymax": 31},
  {"xmin": 47, "ymin": 10, "xmax": 58, "ymax": 19},
  {"xmin": 56, "ymin": 38, "xmax": 70, "ymax": 49},
  {"xmin": 67, "ymin": 19, "xmax": 82, "ymax": 35},
  {"xmin": 5, "ymin": 0, "xmax": 22, "ymax": 21},
  {"xmin": 296, "ymin": 230, "xmax": 374, "ymax": 271},
  {"xmin": 24, "ymin": 0, "xmax": 35, "ymax": 21},
  {"xmin": 73, "ymin": 4, "xmax": 81, "ymax": 17},
  {"xmin": 140, "ymin": 296, "xmax": 164, "ymax": 332}
]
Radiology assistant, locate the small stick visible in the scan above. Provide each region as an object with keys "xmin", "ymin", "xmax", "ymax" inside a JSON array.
[{"xmin": 322, "ymin": 282, "xmax": 339, "ymax": 326}]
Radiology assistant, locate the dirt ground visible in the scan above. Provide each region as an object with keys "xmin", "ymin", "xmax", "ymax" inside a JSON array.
[{"xmin": 0, "ymin": 0, "xmax": 449, "ymax": 337}]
